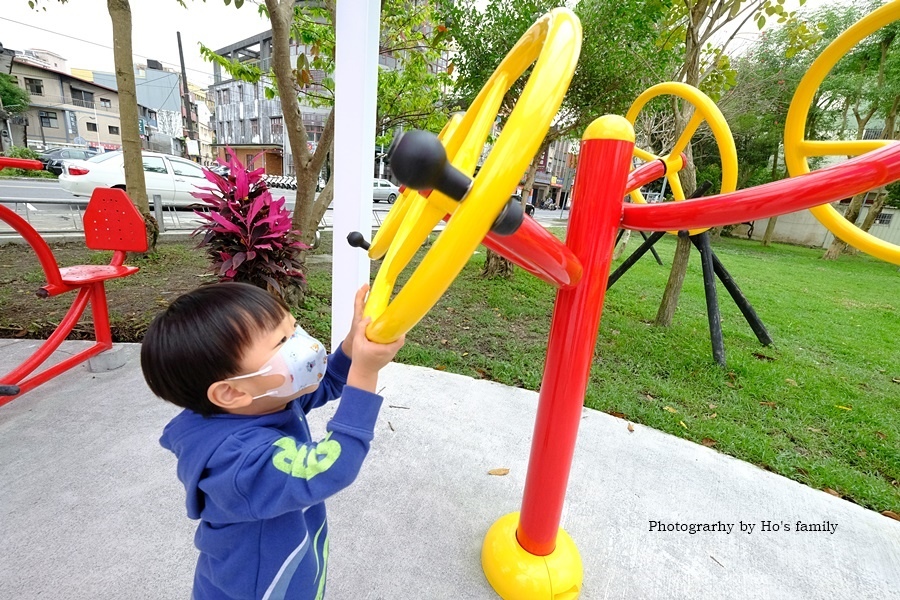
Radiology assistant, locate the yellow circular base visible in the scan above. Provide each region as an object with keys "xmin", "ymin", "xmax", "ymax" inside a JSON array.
[{"xmin": 481, "ymin": 512, "xmax": 583, "ymax": 600}]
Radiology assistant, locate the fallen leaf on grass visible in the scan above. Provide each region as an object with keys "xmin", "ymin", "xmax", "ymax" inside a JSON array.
[
  {"xmin": 645, "ymin": 394, "xmax": 656, "ymax": 401},
  {"xmin": 679, "ymin": 420, "xmax": 688, "ymax": 429},
  {"xmin": 701, "ymin": 438, "xmax": 717, "ymax": 447},
  {"xmin": 875, "ymin": 431, "xmax": 887, "ymax": 440},
  {"xmin": 725, "ymin": 382, "xmax": 736, "ymax": 388},
  {"xmin": 627, "ymin": 423, "xmax": 634, "ymax": 433},
  {"xmin": 857, "ymin": 450, "xmax": 867, "ymax": 457},
  {"xmin": 807, "ymin": 427, "xmax": 822, "ymax": 433},
  {"xmin": 664, "ymin": 406, "xmax": 678, "ymax": 414},
  {"xmin": 704, "ymin": 413, "xmax": 717, "ymax": 419},
  {"xmin": 609, "ymin": 411, "xmax": 626, "ymax": 419},
  {"xmin": 435, "ymin": 365, "xmax": 446, "ymax": 371},
  {"xmin": 823, "ymin": 488, "xmax": 842, "ymax": 498},
  {"xmin": 709, "ymin": 403, "xmax": 717, "ymax": 410},
  {"xmin": 882, "ymin": 511, "xmax": 900, "ymax": 522},
  {"xmin": 475, "ymin": 368, "xmax": 488, "ymax": 379},
  {"xmin": 785, "ymin": 378, "xmax": 798, "ymax": 386},
  {"xmin": 892, "ymin": 378, "xmax": 900, "ymax": 384},
  {"xmin": 462, "ymin": 352, "xmax": 469, "ymax": 357},
  {"xmin": 760, "ymin": 401, "xmax": 777, "ymax": 409},
  {"xmin": 752, "ymin": 352, "xmax": 775, "ymax": 362},
  {"xmin": 835, "ymin": 405, "xmax": 852, "ymax": 411},
  {"xmin": 441, "ymin": 339, "xmax": 448, "ymax": 345},
  {"xmin": 488, "ymin": 468, "xmax": 510, "ymax": 476}
]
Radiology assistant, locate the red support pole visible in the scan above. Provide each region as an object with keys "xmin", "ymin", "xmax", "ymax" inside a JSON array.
[{"xmin": 517, "ymin": 116, "xmax": 635, "ymax": 556}]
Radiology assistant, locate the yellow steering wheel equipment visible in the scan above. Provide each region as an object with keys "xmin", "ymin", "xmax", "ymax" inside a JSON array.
[
  {"xmin": 625, "ymin": 82, "xmax": 738, "ymax": 235},
  {"xmin": 363, "ymin": 8, "xmax": 583, "ymax": 343},
  {"xmin": 783, "ymin": 0, "xmax": 900, "ymax": 265}
]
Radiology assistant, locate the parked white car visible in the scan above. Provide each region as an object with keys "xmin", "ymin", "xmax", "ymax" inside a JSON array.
[
  {"xmin": 59, "ymin": 151, "xmax": 209, "ymax": 208},
  {"xmin": 373, "ymin": 178, "xmax": 400, "ymax": 203}
]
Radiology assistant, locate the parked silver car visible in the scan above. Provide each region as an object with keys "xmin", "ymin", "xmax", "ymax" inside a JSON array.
[{"xmin": 373, "ymin": 178, "xmax": 400, "ymax": 203}]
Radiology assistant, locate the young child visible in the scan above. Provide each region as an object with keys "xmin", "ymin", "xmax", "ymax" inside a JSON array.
[{"xmin": 141, "ymin": 281, "xmax": 404, "ymax": 600}]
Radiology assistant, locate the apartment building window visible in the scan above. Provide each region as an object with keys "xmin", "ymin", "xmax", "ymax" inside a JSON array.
[
  {"xmin": 86, "ymin": 122, "xmax": 98, "ymax": 132},
  {"xmin": 100, "ymin": 98, "xmax": 112, "ymax": 108},
  {"xmin": 218, "ymin": 88, "xmax": 230, "ymax": 104},
  {"xmin": 250, "ymin": 119, "xmax": 259, "ymax": 138},
  {"xmin": 237, "ymin": 84, "xmax": 243, "ymax": 100},
  {"xmin": 71, "ymin": 88, "xmax": 95, "ymax": 109},
  {"xmin": 271, "ymin": 116, "xmax": 283, "ymax": 135},
  {"xmin": 25, "ymin": 78, "xmax": 44, "ymax": 95},
  {"xmin": 39, "ymin": 110, "xmax": 58, "ymax": 128},
  {"xmin": 875, "ymin": 212, "xmax": 893, "ymax": 226},
  {"xmin": 109, "ymin": 125, "xmax": 120, "ymax": 135}
]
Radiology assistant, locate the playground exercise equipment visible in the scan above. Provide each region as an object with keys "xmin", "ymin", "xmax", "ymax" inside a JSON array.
[
  {"xmin": 0, "ymin": 157, "xmax": 148, "ymax": 406},
  {"xmin": 347, "ymin": 4, "xmax": 900, "ymax": 598}
]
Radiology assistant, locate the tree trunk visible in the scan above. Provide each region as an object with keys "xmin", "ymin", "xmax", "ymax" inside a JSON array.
[
  {"xmin": 482, "ymin": 248, "xmax": 515, "ymax": 279},
  {"xmin": 860, "ymin": 191, "xmax": 887, "ymax": 232},
  {"xmin": 265, "ymin": 0, "xmax": 338, "ymax": 299},
  {"xmin": 612, "ymin": 229, "xmax": 631, "ymax": 260},
  {"xmin": 655, "ymin": 233, "xmax": 692, "ymax": 326},
  {"xmin": 762, "ymin": 216, "xmax": 777, "ymax": 246},
  {"xmin": 654, "ymin": 97, "xmax": 697, "ymax": 327},
  {"xmin": 823, "ymin": 193, "xmax": 865, "ymax": 260},
  {"xmin": 107, "ymin": 0, "xmax": 156, "ymax": 251}
]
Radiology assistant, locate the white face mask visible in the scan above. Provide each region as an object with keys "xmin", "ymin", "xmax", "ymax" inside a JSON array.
[{"xmin": 227, "ymin": 325, "xmax": 328, "ymax": 399}]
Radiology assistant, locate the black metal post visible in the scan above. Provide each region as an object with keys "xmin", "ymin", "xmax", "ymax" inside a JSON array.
[
  {"xmin": 694, "ymin": 231, "xmax": 726, "ymax": 366},
  {"xmin": 607, "ymin": 231, "xmax": 666, "ymax": 289},
  {"xmin": 689, "ymin": 236, "xmax": 773, "ymax": 347},
  {"xmin": 639, "ymin": 231, "xmax": 664, "ymax": 265}
]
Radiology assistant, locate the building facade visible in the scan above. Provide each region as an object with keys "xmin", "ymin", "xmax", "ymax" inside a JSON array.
[
  {"xmin": 9, "ymin": 57, "xmax": 139, "ymax": 152},
  {"xmin": 209, "ymin": 30, "xmax": 331, "ymax": 175}
]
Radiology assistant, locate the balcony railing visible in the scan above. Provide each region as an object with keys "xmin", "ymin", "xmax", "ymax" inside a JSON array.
[{"xmin": 27, "ymin": 94, "xmax": 118, "ymax": 114}]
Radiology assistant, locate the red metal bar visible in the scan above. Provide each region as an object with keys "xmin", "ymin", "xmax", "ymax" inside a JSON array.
[
  {"xmin": 481, "ymin": 218, "xmax": 583, "ymax": 289},
  {"xmin": 0, "ymin": 205, "xmax": 69, "ymax": 296},
  {"xmin": 0, "ymin": 158, "xmax": 42, "ymax": 170},
  {"xmin": 625, "ymin": 159, "xmax": 666, "ymax": 194},
  {"xmin": 90, "ymin": 283, "xmax": 114, "ymax": 347},
  {"xmin": 622, "ymin": 142, "xmax": 900, "ymax": 231},
  {"xmin": 517, "ymin": 127, "xmax": 634, "ymax": 556}
]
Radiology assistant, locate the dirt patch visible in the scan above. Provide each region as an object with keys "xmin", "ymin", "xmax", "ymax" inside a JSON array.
[{"xmin": 0, "ymin": 236, "xmax": 334, "ymax": 343}]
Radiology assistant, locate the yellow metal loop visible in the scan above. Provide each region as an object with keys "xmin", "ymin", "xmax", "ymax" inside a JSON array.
[
  {"xmin": 364, "ymin": 8, "xmax": 583, "ymax": 343},
  {"xmin": 783, "ymin": 0, "xmax": 900, "ymax": 265},
  {"xmin": 625, "ymin": 82, "xmax": 738, "ymax": 235}
]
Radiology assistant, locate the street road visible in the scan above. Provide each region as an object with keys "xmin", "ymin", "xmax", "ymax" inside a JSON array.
[
  {"xmin": 0, "ymin": 179, "xmax": 74, "ymax": 211},
  {"xmin": 1, "ymin": 178, "xmax": 570, "ymax": 236}
]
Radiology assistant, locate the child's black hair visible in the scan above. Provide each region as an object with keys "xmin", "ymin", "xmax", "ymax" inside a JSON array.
[{"xmin": 141, "ymin": 282, "xmax": 290, "ymax": 416}]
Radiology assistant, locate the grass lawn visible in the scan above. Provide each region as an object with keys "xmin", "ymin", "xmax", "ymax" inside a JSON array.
[
  {"xmin": 1, "ymin": 230, "xmax": 898, "ymax": 514},
  {"xmin": 301, "ymin": 232, "xmax": 900, "ymax": 515}
]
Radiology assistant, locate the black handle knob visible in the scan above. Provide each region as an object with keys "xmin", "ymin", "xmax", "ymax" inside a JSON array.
[
  {"xmin": 0, "ymin": 385, "xmax": 20, "ymax": 397},
  {"xmin": 347, "ymin": 231, "xmax": 371, "ymax": 251},
  {"xmin": 387, "ymin": 130, "xmax": 472, "ymax": 201}
]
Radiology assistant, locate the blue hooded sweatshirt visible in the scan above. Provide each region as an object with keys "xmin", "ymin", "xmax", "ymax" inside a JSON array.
[{"xmin": 160, "ymin": 346, "xmax": 382, "ymax": 600}]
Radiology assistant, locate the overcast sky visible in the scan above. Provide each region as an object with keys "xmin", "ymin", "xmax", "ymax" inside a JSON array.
[{"xmin": 0, "ymin": 0, "xmax": 270, "ymax": 86}]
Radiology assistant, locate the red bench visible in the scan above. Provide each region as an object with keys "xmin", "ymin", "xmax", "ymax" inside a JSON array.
[{"xmin": 0, "ymin": 157, "xmax": 147, "ymax": 405}]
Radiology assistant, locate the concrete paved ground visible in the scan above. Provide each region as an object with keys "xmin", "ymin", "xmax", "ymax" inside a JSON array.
[{"xmin": 1, "ymin": 339, "xmax": 898, "ymax": 599}]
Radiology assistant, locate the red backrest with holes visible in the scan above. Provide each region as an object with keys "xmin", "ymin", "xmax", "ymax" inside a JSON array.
[{"xmin": 83, "ymin": 187, "xmax": 148, "ymax": 253}]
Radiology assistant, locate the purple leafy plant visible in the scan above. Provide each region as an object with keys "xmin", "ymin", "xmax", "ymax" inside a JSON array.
[{"xmin": 192, "ymin": 149, "xmax": 308, "ymax": 299}]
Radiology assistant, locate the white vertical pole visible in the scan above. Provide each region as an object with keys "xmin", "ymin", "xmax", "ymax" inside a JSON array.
[{"xmin": 331, "ymin": 0, "xmax": 380, "ymax": 352}]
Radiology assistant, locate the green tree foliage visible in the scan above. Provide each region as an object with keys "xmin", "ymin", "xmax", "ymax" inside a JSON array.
[
  {"xmin": 205, "ymin": 0, "xmax": 454, "ymax": 257},
  {"xmin": 438, "ymin": 0, "xmax": 673, "ymax": 276},
  {"xmin": 0, "ymin": 74, "xmax": 30, "ymax": 114}
]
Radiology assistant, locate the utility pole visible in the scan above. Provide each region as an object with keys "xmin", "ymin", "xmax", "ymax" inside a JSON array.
[{"xmin": 177, "ymin": 31, "xmax": 196, "ymax": 159}]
